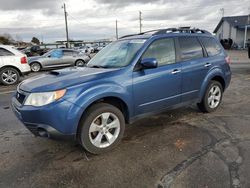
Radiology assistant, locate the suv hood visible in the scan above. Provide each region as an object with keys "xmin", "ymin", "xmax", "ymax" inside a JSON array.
[{"xmin": 19, "ymin": 67, "xmax": 117, "ymax": 92}]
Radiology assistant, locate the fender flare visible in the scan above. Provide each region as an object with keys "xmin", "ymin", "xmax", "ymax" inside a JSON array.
[
  {"xmin": 198, "ymin": 68, "xmax": 226, "ymax": 102},
  {"xmin": 66, "ymin": 83, "xmax": 132, "ymax": 133},
  {"xmin": 29, "ymin": 61, "xmax": 42, "ymax": 68}
]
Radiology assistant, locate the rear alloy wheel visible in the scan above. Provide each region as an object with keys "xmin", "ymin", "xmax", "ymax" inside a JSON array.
[
  {"xmin": 75, "ymin": 60, "xmax": 86, "ymax": 67},
  {"xmin": 0, "ymin": 67, "xmax": 20, "ymax": 86},
  {"xmin": 79, "ymin": 103, "xmax": 125, "ymax": 154},
  {"xmin": 198, "ymin": 81, "xmax": 223, "ymax": 113},
  {"xmin": 30, "ymin": 62, "xmax": 41, "ymax": 72}
]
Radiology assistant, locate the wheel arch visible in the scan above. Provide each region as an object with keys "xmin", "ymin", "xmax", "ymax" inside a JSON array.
[
  {"xmin": 30, "ymin": 61, "xmax": 42, "ymax": 67},
  {"xmin": 75, "ymin": 59, "xmax": 86, "ymax": 65},
  {"xmin": 211, "ymin": 75, "xmax": 225, "ymax": 91},
  {"xmin": 0, "ymin": 65, "xmax": 22, "ymax": 76},
  {"xmin": 76, "ymin": 96, "xmax": 130, "ymax": 139},
  {"xmin": 199, "ymin": 70, "xmax": 226, "ymax": 102}
]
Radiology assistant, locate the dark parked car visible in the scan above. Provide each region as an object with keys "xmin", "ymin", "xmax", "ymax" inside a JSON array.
[
  {"xmin": 28, "ymin": 49, "xmax": 91, "ymax": 72},
  {"xmin": 22, "ymin": 45, "xmax": 49, "ymax": 57},
  {"xmin": 12, "ymin": 28, "xmax": 231, "ymax": 154}
]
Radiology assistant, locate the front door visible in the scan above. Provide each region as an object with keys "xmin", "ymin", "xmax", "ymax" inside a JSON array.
[
  {"xmin": 44, "ymin": 49, "xmax": 64, "ymax": 68},
  {"xmin": 133, "ymin": 38, "xmax": 182, "ymax": 115}
]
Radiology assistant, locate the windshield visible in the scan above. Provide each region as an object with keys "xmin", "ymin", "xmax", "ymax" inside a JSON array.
[
  {"xmin": 87, "ymin": 39, "xmax": 146, "ymax": 68},
  {"xmin": 43, "ymin": 50, "xmax": 54, "ymax": 57}
]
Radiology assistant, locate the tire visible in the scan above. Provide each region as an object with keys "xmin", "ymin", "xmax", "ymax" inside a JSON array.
[
  {"xmin": 197, "ymin": 81, "xmax": 223, "ymax": 113},
  {"xmin": 75, "ymin": 60, "xmax": 86, "ymax": 67},
  {"xmin": 30, "ymin": 62, "xmax": 41, "ymax": 72},
  {"xmin": 78, "ymin": 103, "xmax": 125, "ymax": 154},
  {"xmin": 0, "ymin": 67, "xmax": 20, "ymax": 86}
]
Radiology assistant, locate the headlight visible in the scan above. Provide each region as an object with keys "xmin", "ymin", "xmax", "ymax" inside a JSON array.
[{"xmin": 24, "ymin": 89, "xmax": 66, "ymax": 107}]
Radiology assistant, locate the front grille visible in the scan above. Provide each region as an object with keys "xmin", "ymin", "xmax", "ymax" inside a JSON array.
[{"xmin": 16, "ymin": 92, "xmax": 26, "ymax": 104}]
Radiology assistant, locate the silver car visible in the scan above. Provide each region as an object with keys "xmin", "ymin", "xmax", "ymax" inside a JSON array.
[{"xmin": 28, "ymin": 49, "xmax": 91, "ymax": 72}]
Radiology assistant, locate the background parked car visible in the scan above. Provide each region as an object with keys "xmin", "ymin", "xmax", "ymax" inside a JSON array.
[
  {"xmin": 87, "ymin": 46, "xmax": 94, "ymax": 53},
  {"xmin": 21, "ymin": 45, "xmax": 49, "ymax": 57},
  {"xmin": 0, "ymin": 45, "xmax": 30, "ymax": 85},
  {"xmin": 91, "ymin": 44, "xmax": 100, "ymax": 53},
  {"xmin": 78, "ymin": 46, "xmax": 91, "ymax": 55},
  {"xmin": 28, "ymin": 49, "xmax": 91, "ymax": 72},
  {"xmin": 96, "ymin": 44, "xmax": 106, "ymax": 52}
]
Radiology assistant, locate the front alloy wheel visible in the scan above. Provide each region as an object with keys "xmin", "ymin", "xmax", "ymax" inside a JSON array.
[
  {"xmin": 89, "ymin": 112, "xmax": 120, "ymax": 148},
  {"xmin": 79, "ymin": 103, "xmax": 125, "ymax": 154}
]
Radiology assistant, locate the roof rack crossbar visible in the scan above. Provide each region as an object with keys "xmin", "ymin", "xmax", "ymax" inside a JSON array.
[
  {"xmin": 153, "ymin": 28, "xmax": 211, "ymax": 35},
  {"xmin": 119, "ymin": 27, "xmax": 211, "ymax": 39}
]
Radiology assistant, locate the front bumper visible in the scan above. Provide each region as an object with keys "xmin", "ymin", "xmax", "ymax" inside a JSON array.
[
  {"xmin": 11, "ymin": 91, "xmax": 81, "ymax": 139},
  {"xmin": 21, "ymin": 71, "xmax": 30, "ymax": 76}
]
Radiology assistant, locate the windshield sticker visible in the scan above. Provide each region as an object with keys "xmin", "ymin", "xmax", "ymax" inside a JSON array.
[{"xmin": 129, "ymin": 39, "xmax": 146, "ymax": 44}]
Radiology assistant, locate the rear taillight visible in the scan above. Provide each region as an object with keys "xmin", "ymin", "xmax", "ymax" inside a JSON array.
[
  {"xmin": 21, "ymin": 56, "xmax": 27, "ymax": 64},
  {"xmin": 225, "ymin": 56, "xmax": 231, "ymax": 64}
]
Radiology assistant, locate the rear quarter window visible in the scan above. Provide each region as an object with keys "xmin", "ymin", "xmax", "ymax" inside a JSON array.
[
  {"xmin": 178, "ymin": 37, "xmax": 204, "ymax": 61},
  {"xmin": 199, "ymin": 37, "xmax": 222, "ymax": 57},
  {"xmin": 63, "ymin": 50, "xmax": 74, "ymax": 56},
  {"xmin": 0, "ymin": 48, "xmax": 14, "ymax": 56}
]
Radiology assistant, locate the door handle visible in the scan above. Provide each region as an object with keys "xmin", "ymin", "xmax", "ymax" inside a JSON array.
[
  {"xmin": 171, "ymin": 69, "xmax": 181, "ymax": 74},
  {"xmin": 204, "ymin": 63, "xmax": 212, "ymax": 67}
]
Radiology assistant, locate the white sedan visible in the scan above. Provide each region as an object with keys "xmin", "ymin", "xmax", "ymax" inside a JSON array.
[{"xmin": 0, "ymin": 45, "xmax": 30, "ymax": 85}]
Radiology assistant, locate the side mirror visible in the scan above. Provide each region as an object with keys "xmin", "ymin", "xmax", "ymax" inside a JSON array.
[{"xmin": 140, "ymin": 58, "xmax": 158, "ymax": 69}]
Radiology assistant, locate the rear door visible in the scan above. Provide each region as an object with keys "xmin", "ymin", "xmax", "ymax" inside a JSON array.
[
  {"xmin": 178, "ymin": 36, "xmax": 208, "ymax": 102},
  {"xmin": 62, "ymin": 50, "xmax": 75, "ymax": 66},
  {"xmin": 198, "ymin": 36, "xmax": 224, "ymax": 67},
  {"xmin": 133, "ymin": 37, "xmax": 182, "ymax": 115}
]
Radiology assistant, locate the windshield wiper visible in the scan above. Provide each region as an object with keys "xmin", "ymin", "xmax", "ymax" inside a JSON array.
[{"xmin": 88, "ymin": 65, "xmax": 108, "ymax": 68}]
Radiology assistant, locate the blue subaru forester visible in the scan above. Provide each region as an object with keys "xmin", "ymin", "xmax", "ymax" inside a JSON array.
[{"xmin": 12, "ymin": 28, "xmax": 231, "ymax": 154}]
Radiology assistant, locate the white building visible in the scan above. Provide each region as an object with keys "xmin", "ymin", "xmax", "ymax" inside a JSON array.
[{"xmin": 213, "ymin": 15, "xmax": 250, "ymax": 48}]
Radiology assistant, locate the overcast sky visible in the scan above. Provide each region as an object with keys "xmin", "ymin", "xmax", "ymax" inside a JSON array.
[{"xmin": 0, "ymin": 0, "xmax": 249, "ymax": 42}]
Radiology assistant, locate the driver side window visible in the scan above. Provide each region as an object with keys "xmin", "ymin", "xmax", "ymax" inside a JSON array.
[
  {"xmin": 142, "ymin": 38, "xmax": 176, "ymax": 66},
  {"xmin": 51, "ymin": 50, "xmax": 63, "ymax": 58}
]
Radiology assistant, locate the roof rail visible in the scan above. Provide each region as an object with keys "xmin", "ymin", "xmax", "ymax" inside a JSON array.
[
  {"xmin": 119, "ymin": 27, "xmax": 211, "ymax": 39},
  {"xmin": 153, "ymin": 27, "xmax": 211, "ymax": 35},
  {"xmin": 119, "ymin": 30, "xmax": 157, "ymax": 39}
]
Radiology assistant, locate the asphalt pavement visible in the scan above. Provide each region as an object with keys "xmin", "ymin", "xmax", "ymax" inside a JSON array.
[{"xmin": 0, "ymin": 62, "xmax": 250, "ymax": 188}]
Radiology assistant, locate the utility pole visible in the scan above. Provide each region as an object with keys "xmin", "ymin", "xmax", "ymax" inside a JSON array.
[
  {"xmin": 63, "ymin": 3, "xmax": 69, "ymax": 48},
  {"xmin": 139, "ymin": 11, "xmax": 142, "ymax": 34},
  {"xmin": 41, "ymin": 34, "xmax": 44, "ymax": 44},
  {"xmin": 244, "ymin": 8, "xmax": 250, "ymax": 49},
  {"xmin": 115, "ymin": 20, "xmax": 118, "ymax": 40},
  {"xmin": 220, "ymin": 8, "xmax": 225, "ymax": 39}
]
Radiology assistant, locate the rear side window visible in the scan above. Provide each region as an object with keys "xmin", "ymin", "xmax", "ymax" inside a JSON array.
[
  {"xmin": 63, "ymin": 50, "xmax": 74, "ymax": 56},
  {"xmin": 142, "ymin": 38, "xmax": 176, "ymax": 66},
  {"xmin": 199, "ymin": 37, "xmax": 222, "ymax": 56},
  {"xmin": 0, "ymin": 48, "xmax": 14, "ymax": 56},
  {"xmin": 178, "ymin": 37, "xmax": 203, "ymax": 61}
]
